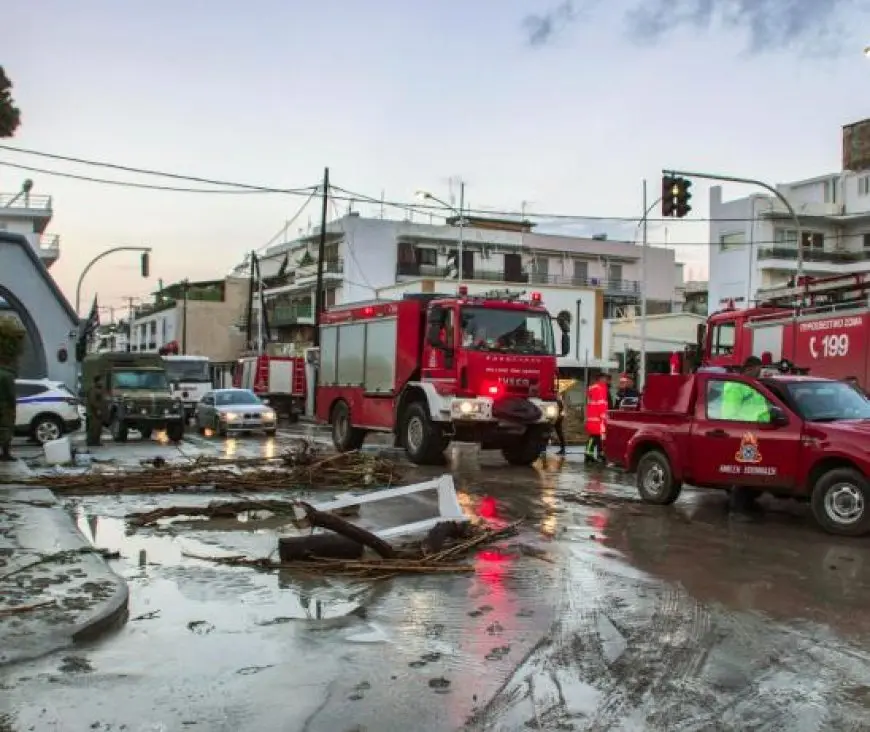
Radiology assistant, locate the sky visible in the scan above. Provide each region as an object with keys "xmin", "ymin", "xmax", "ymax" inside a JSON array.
[{"xmin": 2, "ymin": 0, "xmax": 870, "ymax": 316}]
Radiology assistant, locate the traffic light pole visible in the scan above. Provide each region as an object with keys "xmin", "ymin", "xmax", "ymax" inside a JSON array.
[
  {"xmin": 636, "ymin": 180, "xmax": 665, "ymax": 390},
  {"xmin": 665, "ymin": 169, "xmax": 804, "ymax": 282}
]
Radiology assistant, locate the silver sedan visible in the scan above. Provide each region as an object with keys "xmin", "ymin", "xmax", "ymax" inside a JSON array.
[{"xmin": 194, "ymin": 388, "xmax": 278, "ymax": 437}]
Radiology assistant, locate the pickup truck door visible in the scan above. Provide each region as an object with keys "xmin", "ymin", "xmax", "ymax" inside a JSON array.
[{"xmin": 690, "ymin": 378, "xmax": 801, "ymax": 490}]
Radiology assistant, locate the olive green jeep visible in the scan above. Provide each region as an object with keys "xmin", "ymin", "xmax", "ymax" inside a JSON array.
[{"xmin": 82, "ymin": 352, "xmax": 186, "ymax": 442}]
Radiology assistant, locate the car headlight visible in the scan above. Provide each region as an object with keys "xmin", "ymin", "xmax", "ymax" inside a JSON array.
[
  {"xmin": 262, "ymin": 410, "xmax": 276, "ymax": 421},
  {"xmin": 544, "ymin": 404, "xmax": 559, "ymax": 419},
  {"xmin": 223, "ymin": 412, "xmax": 238, "ymax": 421}
]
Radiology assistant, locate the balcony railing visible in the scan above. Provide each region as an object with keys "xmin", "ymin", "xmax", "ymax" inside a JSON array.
[
  {"xmin": 268, "ymin": 302, "xmax": 314, "ymax": 326},
  {"xmin": 395, "ymin": 263, "xmax": 639, "ymax": 293},
  {"xmin": 0, "ymin": 193, "xmax": 52, "ymax": 210},
  {"xmin": 757, "ymin": 247, "xmax": 870, "ymax": 265},
  {"xmin": 39, "ymin": 233, "xmax": 60, "ymax": 257},
  {"xmin": 295, "ymin": 258, "xmax": 344, "ymax": 277}
]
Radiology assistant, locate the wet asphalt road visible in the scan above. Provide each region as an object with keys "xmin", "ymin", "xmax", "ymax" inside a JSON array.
[{"xmin": 3, "ymin": 429, "xmax": 870, "ymax": 731}]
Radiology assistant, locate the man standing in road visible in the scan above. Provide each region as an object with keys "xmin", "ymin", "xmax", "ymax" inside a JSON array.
[
  {"xmin": 0, "ymin": 317, "xmax": 24, "ymax": 462},
  {"xmin": 584, "ymin": 372, "xmax": 609, "ymax": 464},
  {"xmin": 86, "ymin": 375, "xmax": 105, "ymax": 448}
]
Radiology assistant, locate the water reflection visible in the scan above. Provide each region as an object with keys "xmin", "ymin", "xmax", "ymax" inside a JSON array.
[
  {"xmin": 263, "ymin": 438, "xmax": 275, "ymax": 459},
  {"xmin": 223, "ymin": 438, "xmax": 237, "ymax": 459},
  {"xmin": 532, "ymin": 461, "xmax": 559, "ymax": 538}
]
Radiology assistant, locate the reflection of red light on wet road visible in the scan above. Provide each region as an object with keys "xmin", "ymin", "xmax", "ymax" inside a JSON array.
[
  {"xmin": 478, "ymin": 496, "xmax": 498, "ymax": 520},
  {"xmin": 587, "ymin": 511, "xmax": 609, "ymax": 533}
]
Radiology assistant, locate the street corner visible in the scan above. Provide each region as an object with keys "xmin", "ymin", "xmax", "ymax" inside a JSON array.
[{"xmin": 0, "ymin": 486, "xmax": 129, "ymax": 666}]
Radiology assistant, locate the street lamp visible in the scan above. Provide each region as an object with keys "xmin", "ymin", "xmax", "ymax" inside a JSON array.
[
  {"xmin": 416, "ymin": 182, "xmax": 466, "ymax": 287},
  {"xmin": 864, "ymin": 46, "xmax": 870, "ymax": 57}
]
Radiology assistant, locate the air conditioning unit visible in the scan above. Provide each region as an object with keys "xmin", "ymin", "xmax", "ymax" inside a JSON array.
[{"xmin": 590, "ymin": 277, "xmax": 601, "ymax": 286}]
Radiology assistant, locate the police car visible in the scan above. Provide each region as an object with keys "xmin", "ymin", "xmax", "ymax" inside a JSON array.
[{"xmin": 15, "ymin": 379, "xmax": 84, "ymax": 445}]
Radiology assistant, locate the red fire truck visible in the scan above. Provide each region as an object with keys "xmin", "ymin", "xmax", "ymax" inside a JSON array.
[
  {"xmin": 701, "ymin": 273, "xmax": 870, "ymax": 388},
  {"xmin": 315, "ymin": 287, "xmax": 565, "ymax": 466},
  {"xmin": 233, "ymin": 354, "xmax": 306, "ymax": 420}
]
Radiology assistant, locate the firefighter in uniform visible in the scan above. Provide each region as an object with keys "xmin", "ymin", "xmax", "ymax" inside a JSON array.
[
  {"xmin": 584, "ymin": 373, "xmax": 610, "ymax": 464},
  {"xmin": 86, "ymin": 375, "xmax": 106, "ymax": 447}
]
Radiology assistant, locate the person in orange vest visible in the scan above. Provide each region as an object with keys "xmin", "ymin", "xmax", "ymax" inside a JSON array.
[{"xmin": 584, "ymin": 372, "xmax": 610, "ymax": 464}]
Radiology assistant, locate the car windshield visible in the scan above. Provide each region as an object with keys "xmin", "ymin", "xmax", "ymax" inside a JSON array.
[
  {"xmin": 111, "ymin": 369, "xmax": 169, "ymax": 391},
  {"xmin": 785, "ymin": 381, "xmax": 870, "ymax": 422},
  {"xmin": 215, "ymin": 390, "xmax": 261, "ymax": 406},
  {"xmin": 460, "ymin": 307, "xmax": 555, "ymax": 355},
  {"xmin": 164, "ymin": 359, "xmax": 210, "ymax": 383}
]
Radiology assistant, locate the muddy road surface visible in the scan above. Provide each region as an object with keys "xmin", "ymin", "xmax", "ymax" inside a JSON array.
[{"xmin": 3, "ymin": 434, "xmax": 870, "ymax": 731}]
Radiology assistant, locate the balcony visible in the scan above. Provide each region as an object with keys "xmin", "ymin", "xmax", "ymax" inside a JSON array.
[
  {"xmin": 38, "ymin": 233, "xmax": 60, "ymax": 266},
  {"xmin": 294, "ymin": 258, "xmax": 344, "ymax": 282},
  {"xmin": 268, "ymin": 302, "xmax": 314, "ymax": 326},
  {"xmin": 758, "ymin": 246, "xmax": 870, "ymax": 265},
  {"xmin": 0, "ymin": 193, "xmax": 53, "ymax": 234},
  {"xmin": 395, "ymin": 263, "xmax": 640, "ymax": 294}
]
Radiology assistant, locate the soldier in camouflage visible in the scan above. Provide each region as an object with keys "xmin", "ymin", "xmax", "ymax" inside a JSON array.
[
  {"xmin": 86, "ymin": 374, "xmax": 105, "ymax": 447},
  {"xmin": 0, "ymin": 363, "xmax": 15, "ymax": 461}
]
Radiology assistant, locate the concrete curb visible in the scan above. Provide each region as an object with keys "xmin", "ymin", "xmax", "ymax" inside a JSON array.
[{"xmin": 0, "ymin": 486, "xmax": 130, "ymax": 666}]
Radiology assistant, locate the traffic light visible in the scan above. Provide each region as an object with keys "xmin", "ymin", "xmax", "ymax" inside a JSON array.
[
  {"xmin": 141, "ymin": 251, "xmax": 150, "ymax": 278},
  {"xmin": 661, "ymin": 175, "xmax": 692, "ymax": 219}
]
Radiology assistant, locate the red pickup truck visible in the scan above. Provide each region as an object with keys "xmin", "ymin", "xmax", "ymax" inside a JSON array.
[{"xmin": 603, "ymin": 371, "xmax": 870, "ymax": 536}]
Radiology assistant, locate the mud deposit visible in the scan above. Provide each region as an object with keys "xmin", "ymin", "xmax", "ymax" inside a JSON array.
[{"xmin": 3, "ymin": 440, "xmax": 870, "ymax": 730}]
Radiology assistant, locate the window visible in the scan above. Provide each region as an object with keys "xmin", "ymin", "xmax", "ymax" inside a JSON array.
[
  {"xmin": 706, "ymin": 380, "xmax": 772, "ymax": 423},
  {"xmin": 111, "ymin": 370, "xmax": 169, "ymax": 390},
  {"xmin": 416, "ymin": 248, "xmax": 437, "ymax": 266},
  {"xmin": 824, "ymin": 178, "xmax": 838, "ymax": 204},
  {"xmin": 863, "ymin": 233, "xmax": 870, "ymax": 250},
  {"xmin": 859, "ymin": 176, "xmax": 870, "ymax": 197},
  {"xmin": 573, "ymin": 260, "xmax": 589, "ymax": 284},
  {"xmin": 719, "ymin": 232, "xmax": 745, "ymax": 251},
  {"xmin": 774, "ymin": 229, "xmax": 824, "ymax": 250},
  {"xmin": 784, "ymin": 381, "xmax": 870, "ymax": 422},
  {"xmin": 459, "ymin": 307, "xmax": 555, "ymax": 355},
  {"xmin": 710, "ymin": 322, "xmax": 736, "ymax": 356},
  {"xmin": 14, "ymin": 382, "xmax": 47, "ymax": 398},
  {"xmin": 607, "ymin": 263, "xmax": 623, "ymax": 284},
  {"xmin": 529, "ymin": 257, "xmax": 549, "ymax": 283}
]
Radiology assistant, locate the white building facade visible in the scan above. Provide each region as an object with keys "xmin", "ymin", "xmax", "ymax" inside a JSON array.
[
  {"xmin": 243, "ymin": 214, "xmax": 685, "ymax": 355},
  {"xmin": 0, "ymin": 188, "xmax": 60, "ymax": 269},
  {"xmin": 708, "ymin": 121, "xmax": 870, "ymax": 313}
]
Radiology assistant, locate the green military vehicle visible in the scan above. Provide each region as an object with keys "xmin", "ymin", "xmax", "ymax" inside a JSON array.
[{"xmin": 82, "ymin": 352, "xmax": 186, "ymax": 442}]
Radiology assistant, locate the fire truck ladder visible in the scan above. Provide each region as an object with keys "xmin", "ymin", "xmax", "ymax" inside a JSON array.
[
  {"xmin": 307, "ymin": 474, "xmax": 469, "ymax": 540},
  {"xmin": 759, "ymin": 272, "xmax": 870, "ymax": 311}
]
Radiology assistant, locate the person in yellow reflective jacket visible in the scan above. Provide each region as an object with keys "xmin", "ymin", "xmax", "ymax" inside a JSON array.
[{"xmin": 722, "ymin": 356, "xmax": 769, "ymax": 423}]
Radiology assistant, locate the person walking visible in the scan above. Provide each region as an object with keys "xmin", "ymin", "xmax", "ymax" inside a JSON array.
[
  {"xmin": 86, "ymin": 375, "xmax": 106, "ymax": 447},
  {"xmin": 584, "ymin": 373, "xmax": 609, "ymax": 464}
]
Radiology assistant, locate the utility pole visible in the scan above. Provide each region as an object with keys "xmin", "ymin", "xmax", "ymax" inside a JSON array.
[
  {"xmin": 313, "ymin": 167, "xmax": 329, "ymax": 348},
  {"xmin": 457, "ymin": 181, "xmax": 465, "ymax": 287},
  {"xmin": 125, "ymin": 297, "xmax": 136, "ymax": 352},
  {"xmin": 639, "ymin": 179, "xmax": 648, "ymax": 389},
  {"xmin": 181, "ymin": 279, "xmax": 189, "ymax": 355}
]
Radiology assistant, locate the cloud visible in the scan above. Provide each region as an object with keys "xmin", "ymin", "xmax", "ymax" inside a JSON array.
[
  {"xmin": 523, "ymin": 0, "xmax": 863, "ymax": 53},
  {"xmin": 522, "ymin": 1, "xmax": 577, "ymax": 48}
]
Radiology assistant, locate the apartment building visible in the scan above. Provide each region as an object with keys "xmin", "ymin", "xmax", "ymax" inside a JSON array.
[
  {"xmin": 708, "ymin": 118, "xmax": 870, "ymax": 312},
  {"xmin": 129, "ymin": 277, "xmax": 249, "ymax": 361},
  {"xmin": 241, "ymin": 213, "xmax": 685, "ymax": 354}
]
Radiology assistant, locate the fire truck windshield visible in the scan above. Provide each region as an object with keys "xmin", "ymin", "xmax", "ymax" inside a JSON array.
[
  {"xmin": 164, "ymin": 359, "xmax": 210, "ymax": 383},
  {"xmin": 460, "ymin": 307, "xmax": 555, "ymax": 355},
  {"xmin": 784, "ymin": 381, "xmax": 870, "ymax": 422}
]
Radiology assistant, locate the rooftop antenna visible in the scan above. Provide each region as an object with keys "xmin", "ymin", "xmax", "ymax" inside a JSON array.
[{"xmin": 380, "ymin": 190, "xmax": 385, "ymax": 219}]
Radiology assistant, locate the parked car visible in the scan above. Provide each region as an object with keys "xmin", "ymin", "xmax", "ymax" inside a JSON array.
[
  {"xmin": 194, "ymin": 388, "xmax": 278, "ymax": 437},
  {"xmin": 15, "ymin": 378, "xmax": 84, "ymax": 445}
]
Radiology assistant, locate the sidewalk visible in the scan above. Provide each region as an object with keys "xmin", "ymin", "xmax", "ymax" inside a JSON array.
[{"xmin": 0, "ymin": 465, "xmax": 129, "ymax": 665}]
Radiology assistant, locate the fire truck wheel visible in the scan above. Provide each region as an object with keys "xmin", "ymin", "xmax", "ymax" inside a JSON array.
[
  {"xmin": 501, "ymin": 427, "xmax": 548, "ymax": 466},
  {"xmin": 811, "ymin": 468, "xmax": 870, "ymax": 536},
  {"xmin": 636, "ymin": 450, "xmax": 682, "ymax": 505},
  {"xmin": 331, "ymin": 401, "xmax": 366, "ymax": 452},
  {"xmin": 402, "ymin": 402, "xmax": 445, "ymax": 465}
]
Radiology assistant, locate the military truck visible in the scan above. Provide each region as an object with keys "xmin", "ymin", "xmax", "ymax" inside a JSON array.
[{"xmin": 81, "ymin": 352, "xmax": 186, "ymax": 442}]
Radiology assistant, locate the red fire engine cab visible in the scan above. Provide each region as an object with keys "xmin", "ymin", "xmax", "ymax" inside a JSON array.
[
  {"xmin": 700, "ymin": 273, "xmax": 870, "ymax": 387},
  {"xmin": 315, "ymin": 287, "xmax": 565, "ymax": 466}
]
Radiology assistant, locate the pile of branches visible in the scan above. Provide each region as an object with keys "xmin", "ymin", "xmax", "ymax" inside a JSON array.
[
  {"xmin": 6, "ymin": 449, "xmax": 402, "ymax": 495},
  {"xmin": 124, "ymin": 496, "xmax": 524, "ymax": 579}
]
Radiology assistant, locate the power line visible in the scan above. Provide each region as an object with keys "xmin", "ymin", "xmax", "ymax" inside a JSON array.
[
  {"xmin": 0, "ymin": 142, "xmax": 845, "ymax": 226},
  {"xmin": 0, "ymin": 160, "xmax": 313, "ymax": 195},
  {"xmin": 0, "ymin": 143, "xmax": 319, "ymax": 194}
]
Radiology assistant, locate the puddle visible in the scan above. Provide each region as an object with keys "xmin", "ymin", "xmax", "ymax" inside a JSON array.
[{"xmin": 73, "ymin": 505, "xmax": 371, "ymax": 621}]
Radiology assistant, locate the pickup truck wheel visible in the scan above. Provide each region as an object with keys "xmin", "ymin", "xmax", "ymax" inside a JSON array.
[
  {"xmin": 636, "ymin": 450, "xmax": 682, "ymax": 505},
  {"xmin": 402, "ymin": 402, "xmax": 445, "ymax": 465},
  {"xmin": 811, "ymin": 468, "xmax": 870, "ymax": 536},
  {"xmin": 331, "ymin": 401, "xmax": 366, "ymax": 452}
]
